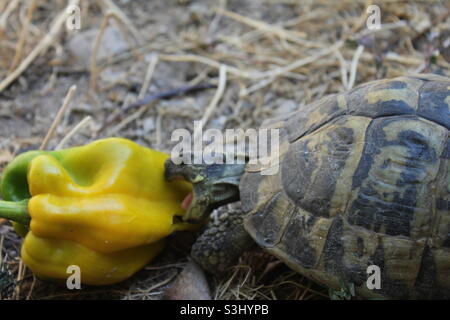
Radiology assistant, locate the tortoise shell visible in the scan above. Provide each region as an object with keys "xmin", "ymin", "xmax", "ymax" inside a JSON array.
[{"xmin": 240, "ymin": 74, "xmax": 450, "ymax": 299}]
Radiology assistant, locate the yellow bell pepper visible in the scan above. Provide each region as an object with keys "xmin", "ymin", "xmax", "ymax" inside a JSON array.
[
  {"xmin": 22, "ymin": 233, "xmax": 166, "ymax": 285},
  {"xmin": 0, "ymin": 138, "xmax": 194, "ymax": 285}
]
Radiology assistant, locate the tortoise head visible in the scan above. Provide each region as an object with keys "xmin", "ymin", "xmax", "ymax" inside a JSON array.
[{"xmin": 165, "ymin": 159, "xmax": 245, "ymax": 223}]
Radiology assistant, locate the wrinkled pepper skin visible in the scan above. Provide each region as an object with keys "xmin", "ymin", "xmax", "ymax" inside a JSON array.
[
  {"xmin": 0, "ymin": 138, "xmax": 194, "ymax": 285},
  {"xmin": 22, "ymin": 233, "xmax": 165, "ymax": 285}
]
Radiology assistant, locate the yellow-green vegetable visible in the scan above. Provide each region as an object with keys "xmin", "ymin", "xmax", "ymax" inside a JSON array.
[{"xmin": 0, "ymin": 138, "xmax": 194, "ymax": 285}]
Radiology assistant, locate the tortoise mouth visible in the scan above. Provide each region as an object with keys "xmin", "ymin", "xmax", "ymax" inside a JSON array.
[
  {"xmin": 165, "ymin": 158, "xmax": 245, "ymax": 222},
  {"xmin": 181, "ymin": 192, "xmax": 193, "ymax": 211}
]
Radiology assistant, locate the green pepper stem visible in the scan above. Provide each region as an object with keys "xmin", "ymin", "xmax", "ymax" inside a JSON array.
[{"xmin": 0, "ymin": 200, "xmax": 30, "ymax": 225}]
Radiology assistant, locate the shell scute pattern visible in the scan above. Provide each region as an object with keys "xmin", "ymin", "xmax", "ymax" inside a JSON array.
[{"xmin": 242, "ymin": 74, "xmax": 450, "ymax": 298}]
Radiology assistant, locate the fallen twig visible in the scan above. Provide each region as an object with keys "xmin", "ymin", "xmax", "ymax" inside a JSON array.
[
  {"xmin": 40, "ymin": 85, "xmax": 77, "ymax": 150},
  {"xmin": 100, "ymin": 83, "xmax": 215, "ymax": 133},
  {"xmin": 0, "ymin": 0, "xmax": 79, "ymax": 93},
  {"xmin": 194, "ymin": 65, "xmax": 227, "ymax": 141},
  {"xmin": 9, "ymin": 0, "xmax": 38, "ymax": 72},
  {"xmin": 55, "ymin": 116, "xmax": 93, "ymax": 150}
]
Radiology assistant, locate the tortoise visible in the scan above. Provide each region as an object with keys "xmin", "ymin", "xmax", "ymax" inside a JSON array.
[{"xmin": 165, "ymin": 74, "xmax": 450, "ymax": 299}]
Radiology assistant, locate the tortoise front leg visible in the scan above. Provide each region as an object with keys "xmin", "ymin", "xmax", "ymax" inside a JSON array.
[
  {"xmin": 164, "ymin": 158, "xmax": 252, "ymax": 274},
  {"xmin": 191, "ymin": 203, "xmax": 256, "ymax": 274}
]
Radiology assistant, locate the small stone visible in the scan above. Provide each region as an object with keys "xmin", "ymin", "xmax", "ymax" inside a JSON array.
[
  {"xmin": 274, "ymin": 99, "xmax": 297, "ymax": 116},
  {"xmin": 66, "ymin": 26, "xmax": 130, "ymax": 68},
  {"xmin": 143, "ymin": 118, "xmax": 155, "ymax": 132},
  {"xmin": 163, "ymin": 261, "xmax": 211, "ymax": 300},
  {"xmin": 209, "ymin": 115, "xmax": 227, "ymax": 129}
]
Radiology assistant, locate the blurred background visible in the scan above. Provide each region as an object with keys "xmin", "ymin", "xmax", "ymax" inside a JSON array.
[{"xmin": 0, "ymin": 0, "xmax": 449, "ymax": 299}]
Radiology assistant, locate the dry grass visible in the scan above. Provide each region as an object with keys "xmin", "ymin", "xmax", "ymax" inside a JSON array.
[{"xmin": 0, "ymin": 0, "xmax": 449, "ymax": 300}]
